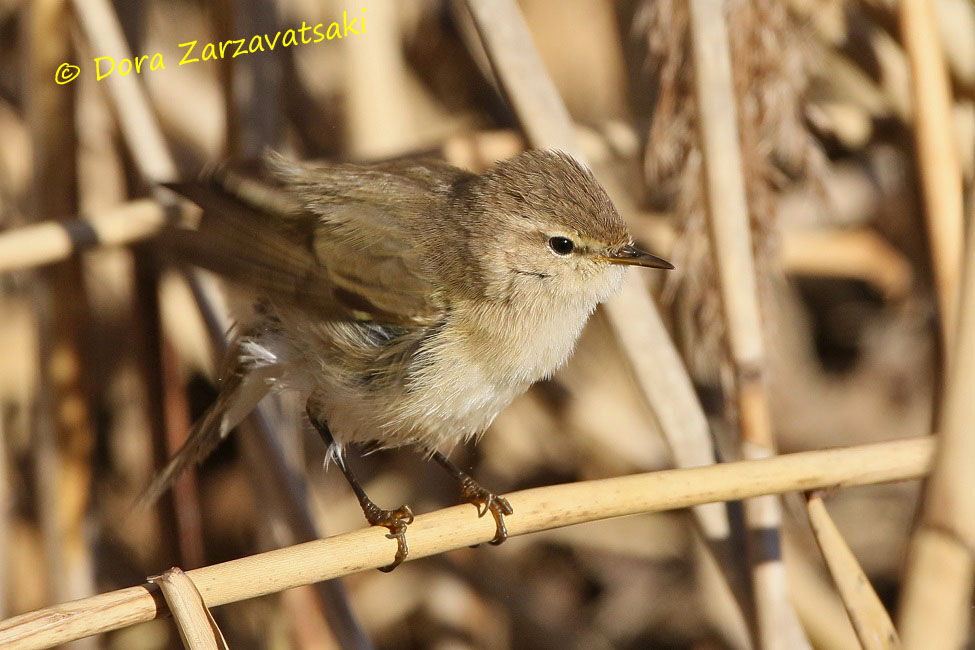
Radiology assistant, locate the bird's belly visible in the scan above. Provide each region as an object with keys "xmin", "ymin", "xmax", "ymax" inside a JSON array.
[
  {"xmin": 368, "ymin": 313, "xmax": 585, "ymax": 449},
  {"xmin": 396, "ymin": 351, "xmax": 529, "ymax": 450},
  {"xmin": 311, "ymin": 356, "xmax": 523, "ymax": 452},
  {"xmin": 293, "ymin": 301, "xmax": 591, "ymax": 452}
]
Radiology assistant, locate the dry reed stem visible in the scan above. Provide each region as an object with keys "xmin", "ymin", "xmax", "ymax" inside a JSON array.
[
  {"xmin": 899, "ymin": 0, "xmax": 964, "ymax": 355},
  {"xmin": 0, "ymin": 437, "xmax": 936, "ymax": 649},
  {"xmin": 691, "ymin": 537, "xmax": 752, "ymax": 650},
  {"xmin": 605, "ymin": 273, "xmax": 722, "ymax": 497},
  {"xmin": 147, "ymin": 568, "xmax": 227, "ymax": 650},
  {"xmin": 25, "ymin": 1, "xmax": 99, "ymax": 635},
  {"xmin": 280, "ymin": 586, "xmax": 342, "ymax": 650},
  {"xmin": 604, "ymin": 272, "xmax": 747, "ymax": 606},
  {"xmin": 783, "ymin": 533, "xmax": 861, "ymax": 650},
  {"xmin": 66, "ymin": 0, "xmax": 368, "ymax": 644},
  {"xmin": 69, "ymin": 0, "xmax": 175, "ymax": 183},
  {"xmin": 3, "ymin": 181, "xmax": 917, "ymax": 303},
  {"xmin": 898, "ymin": 210, "xmax": 975, "ymax": 647},
  {"xmin": 805, "ymin": 493, "xmax": 900, "ymax": 650},
  {"xmin": 687, "ymin": 2, "xmax": 804, "ymax": 648},
  {"xmin": 24, "ymin": 6, "xmax": 63, "ymax": 609},
  {"xmin": 0, "ymin": 200, "xmax": 168, "ymax": 273},
  {"xmin": 464, "ymin": 0, "xmax": 748, "ymax": 636},
  {"xmin": 464, "ymin": 0, "xmax": 582, "ymax": 160}
]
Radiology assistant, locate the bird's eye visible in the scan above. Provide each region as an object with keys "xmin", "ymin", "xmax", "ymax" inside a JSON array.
[{"xmin": 548, "ymin": 236, "xmax": 575, "ymax": 255}]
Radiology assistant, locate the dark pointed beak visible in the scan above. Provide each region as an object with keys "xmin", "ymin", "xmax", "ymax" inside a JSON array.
[{"xmin": 597, "ymin": 244, "xmax": 674, "ymax": 269}]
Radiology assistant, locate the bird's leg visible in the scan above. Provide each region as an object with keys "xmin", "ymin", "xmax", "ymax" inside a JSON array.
[
  {"xmin": 307, "ymin": 408, "xmax": 413, "ymax": 572},
  {"xmin": 433, "ymin": 451, "xmax": 512, "ymax": 545}
]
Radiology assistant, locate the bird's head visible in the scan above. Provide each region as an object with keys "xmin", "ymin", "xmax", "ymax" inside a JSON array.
[{"xmin": 455, "ymin": 150, "xmax": 672, "ymax": 310}]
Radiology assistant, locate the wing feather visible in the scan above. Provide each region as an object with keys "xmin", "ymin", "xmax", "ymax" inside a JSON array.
[{"xmin": 161, "ymin": 153, "xmax": 465, "ymax": 326}]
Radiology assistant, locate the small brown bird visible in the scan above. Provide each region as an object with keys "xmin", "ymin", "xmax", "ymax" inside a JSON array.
[{"xmin": 147, "ymin": 149, "xmax": 672, "ymax": 570}]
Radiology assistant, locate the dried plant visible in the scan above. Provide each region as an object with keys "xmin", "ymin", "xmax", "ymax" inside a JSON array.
[{"xmin": 636, "ymin": 0, "xmax": 825, "ymax": 389}]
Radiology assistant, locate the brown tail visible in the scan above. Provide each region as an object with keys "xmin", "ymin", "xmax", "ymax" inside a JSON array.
[{"xmin": 137, "ymin": 361, "xmax": 278, "ymax": 508}]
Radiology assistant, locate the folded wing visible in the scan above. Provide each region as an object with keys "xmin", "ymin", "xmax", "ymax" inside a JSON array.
[{"xmin": 161, "ymin": 154, "xmax": 462, "ymax": 327}]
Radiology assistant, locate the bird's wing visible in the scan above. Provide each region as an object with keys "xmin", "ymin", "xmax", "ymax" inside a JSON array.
[
  {"xmin": 161, "ymin": 154, "xmax": 464, "ymax": 326},
  {"xmin": 160, "ymin": 179, "xmax": 345, "ymax": 317},
  {"xmin": 307, "ymin": 200, "xmax": 446, "ymax": 324}
]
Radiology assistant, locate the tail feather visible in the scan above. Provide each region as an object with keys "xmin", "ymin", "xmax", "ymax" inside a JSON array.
[{"xmin": 138, "ymin": 363, "xmax": 278, "ymax": 508}]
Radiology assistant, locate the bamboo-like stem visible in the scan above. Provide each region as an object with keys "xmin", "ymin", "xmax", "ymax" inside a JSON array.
[
  {"xmin": 0, "ymin": 437, "xmax": 935, "ymax": 649},
  {"xmin": 805, "ymin": 493, "xmax": 900, "ymax": 650},
  {"xmin": 464, "ymin": 0, "xmax": 581, "ymax": 160},
  {"xmin": 0, "ymin": 204, "xmax": 918, "ymax": 301},
  {"xmin": 148, "ymin": 568, "xmax": 227, "ymax": 650},
  {"xmin": 25, "ymin": 1, "xmax": 98, "ymax": 637},
  {"xmin": 604, "ymin": 271, "xmax": 749, "ymax": 611},
  {"xmin": 463, "ymin": 1, "xmax": 748, "ymax": 634},
  {"xmin": 0, "ymin": 200, "xmax": 169, "ymax": 274},
  {"xmin": 783, "ymin": 532, "xmax": 861, "ymax": 650},
  {"xmin": 896, "ymin": 20, "xmax": 971, "ymax": 649},
  {"xmin": 897, "ymin": 210, "xmax": 975, "ymax": 647},
  {"xmin": 687, "ymin": 2, "xmax": 804, "ymax": 648},
  {"xmin": 64, "ymin": 0, "xmax": 369, "ymax": 644},
  {"xmin": 899, "ymin": 0, "xmax": 963, "ymax": 355},
  {"xmin": 69, "ymin": 0, "xmax": 175, "ymax": 184}
]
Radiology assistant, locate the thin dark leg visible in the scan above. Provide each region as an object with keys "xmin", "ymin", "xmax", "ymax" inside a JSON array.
[
  {"xmin": 433, "ymin": 451, "xmax": 512, "ymax": 545},
  {"xmin": 307, "ymin": 405, "xmax": 413, "ymax": 572}
]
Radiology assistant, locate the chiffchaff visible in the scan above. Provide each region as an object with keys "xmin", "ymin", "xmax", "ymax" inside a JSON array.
[{"xmin": 146, "ymin": 149, "xmax": 672, "ymax": 570}]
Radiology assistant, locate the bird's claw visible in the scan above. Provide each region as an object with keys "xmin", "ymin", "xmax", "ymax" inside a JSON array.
[
  {"xmin": 460, "ymin": 477, "xmax": 513, "ymax": 545},
  {"xmin": 363, "ymin": 502, "xmax": 414, "ymax": 571}
]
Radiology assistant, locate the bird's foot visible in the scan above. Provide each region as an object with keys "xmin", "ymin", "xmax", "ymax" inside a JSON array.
[
  {"xmin": 361, "ymin": 502, "xmax": 414, "ymax": 572},
  {"xmin": 460, "ymin": 477, "xmax": 513, "ymax": 545}
]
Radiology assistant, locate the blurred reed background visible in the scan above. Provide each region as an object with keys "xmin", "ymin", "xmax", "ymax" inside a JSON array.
[{"xmin": 0, "ymin": 0, "xmax": 972, "ymax": 648}]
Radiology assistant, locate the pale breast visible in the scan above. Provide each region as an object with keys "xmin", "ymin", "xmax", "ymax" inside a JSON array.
[
  {"xmin": 280, "ymin": 294, "xmax": 596, "ymax": 452},
  {"xmin": 375, "ymin": 298, "xmax": 594, "ymax": 449}
]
